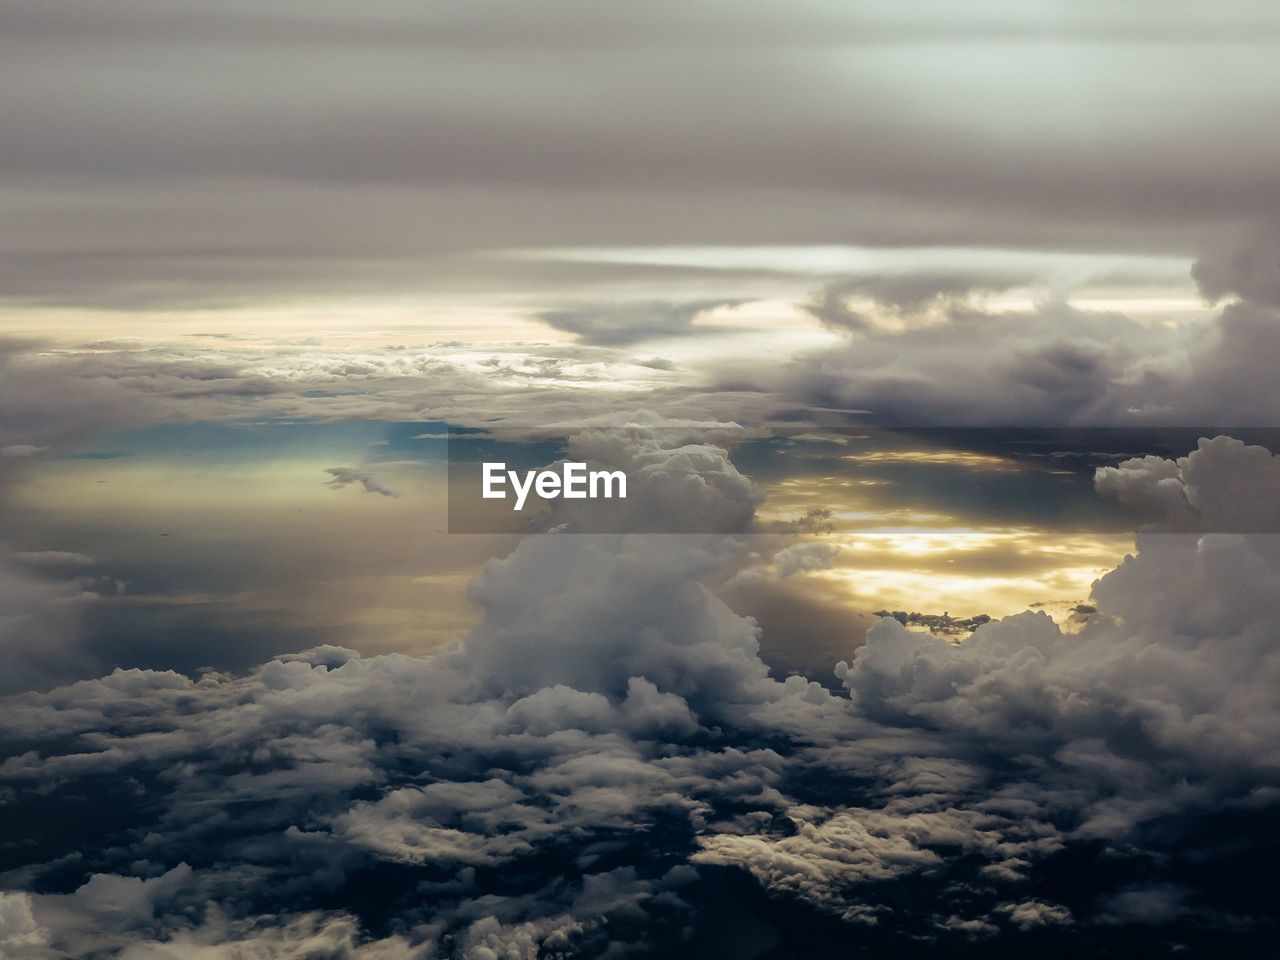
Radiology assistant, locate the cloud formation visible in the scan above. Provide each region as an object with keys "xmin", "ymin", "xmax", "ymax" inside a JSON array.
[
  {"xmin": 536, "ymin": 301, "xmax": 739, "ymax": 345},
  {"xmin": 1095, "ymin": 435, "xmax": 1280, "ymax": 531},
  {"xmin": 2, "ymin": 436, "xmax": 1278, "ymax": 955},
  {"xmin": 3, "ymin": 2, "xmax": 1279, "ymax": 308},
  {"xmin": 802, "ymin": 272, "xmax": 1022, "ymax": 335},
  {"xmin": 539, "ymin": 427, "xmax": 765, "ymax": 533}
]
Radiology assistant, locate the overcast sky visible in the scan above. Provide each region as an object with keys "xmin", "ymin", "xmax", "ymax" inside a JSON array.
[{"xmin": 3, "ymin": 0, "xmax": 1279, "ymax": 314}]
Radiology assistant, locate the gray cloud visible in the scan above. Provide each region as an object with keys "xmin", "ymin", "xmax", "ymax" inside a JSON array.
[
  {"xmin": 802, "ymin": 272, "xmax": 1023, "ymax": 334},
  {"xmin": 1192, "ymin": 227, "xmax": 1280, "ymax": 309},
  {"xmin": 3, "ymin": 3, "xmax": 1280, "ymax": 307},
  {"xmin": 753, "ymin": 300, "xmax": 1148, "ymax": 425},
  {"xmin": 536, "ymin": 301, "xmax": 738, "ymax": 345},
  {"xmin": 1, "ymin": 437, "xmax": 1279, "ymax": 954},
  {"xmin": 0, "ymin": 339, "xmax": 139, "ymax": 456},
  {"xmin": 746, "ymin": 278, "xmax": 1280, "ymax": 426},
  {"xmin": 2, "ymin": 3, "xmax": 1280, "ymax": 951},
  {"xmin": 0, "ymin": 547, "xmax": 104, "ymax": 695},
  {"xmin": 538, "ymin": 427, "xmax": 765, "ymax": 533},
  {"xmin": 324, "ymin": 467, "xmax": 398, "ymax": 498}
]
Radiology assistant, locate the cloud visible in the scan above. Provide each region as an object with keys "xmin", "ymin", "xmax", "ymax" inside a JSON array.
[
  {"xmin": 1192, "ymin": 227, "xmax": 1280, "ymax": 309},
  {"xmin": 755, "ymin": 299, "xmax": 1143, "ymax": 425},
  {"xmin": 996, "ymin": 900, "xmax": 1073, "ymax": 931},
  {"xmin": 1097, "ymin": 883, "xmax": 1192, "ymax": 926},
  {"xmin": 1166, "ymin": 300, "xmax": 1280, "ymax": 424},
  {"xmin": 324, "ymin": 467, "xmax": 397, "ymax": 497},
  {"xmin": 802, "ymin": 272, "xmax": 1022, "ymax": 334},
  {"xmin": 771, "ymin": 541, "xmax": 842, "ymax": 577},
  {"xmin": 3, "ymin": 4, "xmax": 1280, "ymax": 951},
  {"xmin": 1096, "ymin": 435, "xmax": 1280, "ymax": 531},
  {"xmin": 8, "ymin": 550, "xmax": 97, "ymax": 568},
  {"xmin": 0, "ymin": 339, "xmax": 140, "ymax": 457},
  {"xmin": 0, "ymin": 444, "xmax": 48, "ymax": 459},
  {"xmin": 3, "ymin": 4, "xmax": 1279, "ymax": 309},
  {"xmin": 535, "ymin": 301, "xmax": 739, "ymax": 345},
  {"xmin": 2, "ymin": 437, "xmax": 1280, "ymax": 955},
  {"xmin": 736, "ymin": 276, "xmax": 1280, "ymax": 426},
  {"xmin": 693, "ymin": 804, "xmax": 1009, "ymax": 924},
  {"xmin": 0, "ymin": 892, "xmax": 45, "ymax": 951},
  {"xmin": 0, "ymin": 546, "xmax": 105, "ymax": 694},
  {"xmin": 451, "ymin": 533, "xmax": 773, "ymax": 711},
  {"xmin": 537, "ymin": 427, "xmax": 765, "ymax": 533}
]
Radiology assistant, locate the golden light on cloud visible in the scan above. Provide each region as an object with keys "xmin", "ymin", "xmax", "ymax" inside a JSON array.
[
  {"xmin": 0, "ymin": 302, "xmax": 572, "ymax": 347},
  {"xmin": 794, "ymin": 530, "xmax": 1129, "ymax": 628},
  {"xmin": 840, "ymin": 449, "xmax": 1019, "ymax": 470},
  {"xmin": 752, "ymin": 443, "xmax": 1133, "ymax": 630}
]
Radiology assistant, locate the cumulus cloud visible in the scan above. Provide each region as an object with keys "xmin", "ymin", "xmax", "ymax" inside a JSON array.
[
  {"xmin": 0, "ymin": 531, "xmax": 810, "ymax": 956},
  {"xmin": 693, "ymin": 802, "xmax": 1060, "ymax": 926},
  {"xmin": 537, "ymin": 427, "xmax": 765, "ymax": 533},
  {"xmin": 1, "ymin": 436, "xmax": 1279, "ymax": 955},
  {"xmin": 771, "ymin": 541, "xmax": 843, "ymax": 578},
  {"xmin": 1096, "ymin": 435, "xmax": 1280, "ymax": 531},
  {"xmin": 452, "ymin": 533, "xmax": 773, "ymax": 711}
]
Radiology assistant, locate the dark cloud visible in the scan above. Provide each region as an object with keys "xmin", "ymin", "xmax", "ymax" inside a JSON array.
[
  {"xmin": 1193, "ymin": 228, "xmax": 1280, "ymax": 309},
  {"xmin": 0, "ymin": 340, "xmax": 152, "ymax": 694},
  {"xmin": 0, "ymin": 340, "xmax": 138, "ymax": 455},
  {"xmin": 536, "ymin": 301, "xmax": 739, "ymax": 345},
  {"xmin": 0, "ymin": 547, "xmax": 105, "ymax": 695},
  {"xmin": 1, "ymin": 438, "xmax": 1279, "ymax": 955},
  {"xmin": 742, "ymin": 282, "xmax": 1280, "ymax": 426},
  {"xmin": 750, "ymin": 300, "xmax": 1147, "ymax": 425}
]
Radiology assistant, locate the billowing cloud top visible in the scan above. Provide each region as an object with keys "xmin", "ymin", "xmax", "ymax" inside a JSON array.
[{"xmin": 2, "ymin": 437, "xmax": 1279, "ymax": 956}]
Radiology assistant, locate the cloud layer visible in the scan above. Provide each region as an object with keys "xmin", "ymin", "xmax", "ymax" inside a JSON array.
[{"xmin": 2, "ymin": 437, "xmax": 1278, "ymax": 956}]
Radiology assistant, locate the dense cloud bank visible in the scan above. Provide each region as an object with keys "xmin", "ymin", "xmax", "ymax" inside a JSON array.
[
  {"xmin": 752, "ymin": 226, "xmax": 1280, "ymax": 429},
  {"xmin": 757, "ymin": 288, "xmax": 1280, "ymax": 427},
  {"xmin": 4, "ymin": 2, "xmax": 1280, "ymax": 307},
  {"xmin": 2, "ymin": 439, "xmax": 1278, "ymax": 957}
]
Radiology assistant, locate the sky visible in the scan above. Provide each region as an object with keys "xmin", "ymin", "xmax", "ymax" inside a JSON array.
[{"xmin": 2, "ymin": 2, "xmax": 1280, "ymax": 958}]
